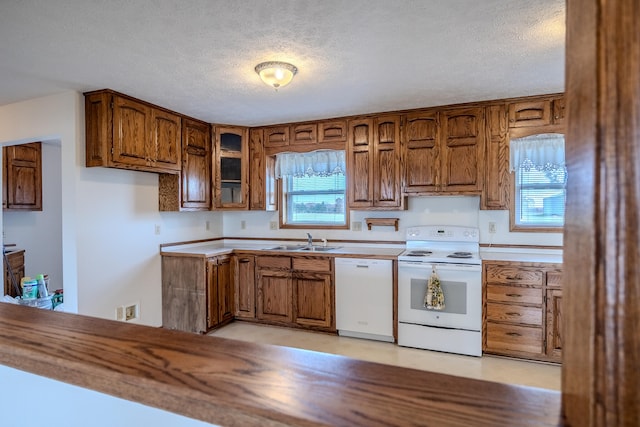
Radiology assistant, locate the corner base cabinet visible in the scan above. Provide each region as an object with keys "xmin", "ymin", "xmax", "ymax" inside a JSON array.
[
  {"xmin": 483, "ymin": 261, "xmax": 562, "ymax": 363},
  {"xmin": 162, "ymin": 254, "xmax": 233, "ymax": 333}
]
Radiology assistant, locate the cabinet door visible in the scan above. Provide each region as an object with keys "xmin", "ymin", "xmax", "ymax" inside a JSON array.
[
  {"xmin": 234, "ymin": 255, "xmax": 256, "ymax": 318},
  {"xmin": 347, "ymin": 118, "xmax": 374, "ymax": 208},
  {"xmin": 162, "ymin": 256, "xmax": 207, "ymax": 333},
  {"xmin": 293, "ymin": 272, "xmax": 332, "ymax": 329},
  {"xmin": 151, "ymin": 109, "xmax": 181, "ymax": 172},
  {"xmin": 508, "ymin": 99, "xmax": 552, "ymax": 128},
  {"xmin": 214, "ymin": 126, "xmax": 248, "ymax": 209},
  {"xmin": 546, "ymin": 288, "xmax": 563, "ymax": 361},
  {"xmin": 318, "ymin": 120, "xmax": 347, "ymax": 144},
  {"xmin": 181, "ymin": 119, "xmax": 211, "ymax": 209},
  {"xmin": 248, "ymin": 129, "xmax": 265, "ymax": 210},
  {"xmin": 4, "ymin": 142, "xmax": 42, "ymax": 210},
  {"xmin": 291, "ymin": 123, "xmax": 317, "ymax": 145},
  {"xmin": 4, "ymin": 250, "xmax": 25, "ymax": 297},
  {"xmin": 206, "ymin": 259, "xmax": 220, "ymax": 329},
  {"xmin": 373, "ymin": 115, "xmax": 403, "ymax": 207},
  {"xmin": 256, "ymin": 269, "xmax": 293, "ymax": 323},
  {"xmin": 112, "ymin": 96, "xmax": 150, "ymax": 168},
  {"xmin": 263, "ymin": 126, "xmax": 290, "ymax": 148},
  {"xmin": 440, "ymin": 107, "xmax": 485, "ymax": 192},
  {"xmin": 482, "ymin": 104, "xmax": 510, "ymax": 209},
  {"xmin": 403, "ymin": 110, "xmax": 439, "ymax": 193},
  {"xmin": 216, "ymin": 256, "xmax": 234, "ymax": 324}
]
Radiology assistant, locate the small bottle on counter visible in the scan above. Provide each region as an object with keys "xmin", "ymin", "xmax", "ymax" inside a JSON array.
[{"xmin": 36, "ymin": 274, "xmax": 49, "ymax": 298}]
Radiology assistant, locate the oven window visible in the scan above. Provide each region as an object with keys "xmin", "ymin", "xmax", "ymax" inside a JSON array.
[{"xmin": 410, "ymin": 278, "xmax": 467, "ymax": 314}]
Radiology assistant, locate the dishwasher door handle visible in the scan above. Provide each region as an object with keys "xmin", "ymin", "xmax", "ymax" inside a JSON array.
[{"xmin": 356, "ymin": 264, "xmax": 370, "ymax": 268}]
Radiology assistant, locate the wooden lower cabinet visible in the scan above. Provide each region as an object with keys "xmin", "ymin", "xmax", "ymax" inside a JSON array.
[
  {"xmin": 483, "ymin": 261, "xmax": 562, "ymax": 363},
  {"xmin": 161, "ymin": 254, "xmax": 233, "ymax": 334},
  {"xmin": 233, "ymin": 255, "xmax": 256, "ymax": 319},
  {"xmin": 256, "ymin": 255, "xmax": 335, "ymax": 332},
  {"xmin": 3, "ymin": 250, "xmax": 25, "ymax": 297}
]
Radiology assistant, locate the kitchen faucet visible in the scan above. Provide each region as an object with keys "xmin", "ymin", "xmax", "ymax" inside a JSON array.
[{"xmin": 306, "ymin": 233, "xmax": 313, "ymax": 247}]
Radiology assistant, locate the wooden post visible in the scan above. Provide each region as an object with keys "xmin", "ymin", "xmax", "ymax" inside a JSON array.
[{"xmin": 564, "ymin": 0, "xmax": 640, "ymax": 425}]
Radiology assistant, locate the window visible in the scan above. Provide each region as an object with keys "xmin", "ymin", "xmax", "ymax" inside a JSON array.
[
  {"xmin": 510, "ymin": 133, "xmax": 566, "ymax": 229},
  {"xmin": 275, "ymin": 150, "xmax": 348, "ymax": 228}
]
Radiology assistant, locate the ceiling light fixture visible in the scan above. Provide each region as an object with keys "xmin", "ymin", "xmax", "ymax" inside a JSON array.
[{"xmin": 255, "ymin": 61, "xmax": 298, "ymax": 90}]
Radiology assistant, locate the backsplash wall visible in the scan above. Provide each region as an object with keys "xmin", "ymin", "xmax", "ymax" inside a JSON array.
[{"xmin": 221, "ymin": 196, "xmax": 563, "ymax": 247}]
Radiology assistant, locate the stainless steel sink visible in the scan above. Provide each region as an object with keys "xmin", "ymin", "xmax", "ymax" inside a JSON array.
[
  {"xmin": 298, "ymin": 246, "xmax": 341, "ymax": 252},
  {"xmin": 262, "ymin": 244, "xmax": 308, "ymax": 251}
]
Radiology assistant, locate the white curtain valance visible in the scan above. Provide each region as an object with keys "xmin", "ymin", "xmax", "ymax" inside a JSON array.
[
  {"xmin": 509, "ymin": 133, "xmax": 565, "ymax": 172},
  {"xmin": 275, "ymin": 150, "xmax": 345, "ymax": 178}
]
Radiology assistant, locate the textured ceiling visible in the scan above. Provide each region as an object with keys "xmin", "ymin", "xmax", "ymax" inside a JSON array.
[{"xmin": 0, "ymin": 0, "xmax": 565, "ymax": 126}]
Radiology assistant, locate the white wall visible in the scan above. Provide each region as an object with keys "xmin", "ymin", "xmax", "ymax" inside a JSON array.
[
  {"xmin": 222, "ymin": 195, "xmax": 563, "ymax": 247},
  {"xmin": 0, "ymin": 364, "xmax": 215, "ymax": 427},
  {"xmin": 0, "ymin": 92, "xmax": 223, "ymax": 327},
  {"xmin": 4, "ymin": 142, "xmax": 63, "ymax": 290}
]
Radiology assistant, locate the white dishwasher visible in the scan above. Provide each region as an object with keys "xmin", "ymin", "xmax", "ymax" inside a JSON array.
[{"xmin": 335, "ymin": 258, "xmax": 394, "ymax": 342}]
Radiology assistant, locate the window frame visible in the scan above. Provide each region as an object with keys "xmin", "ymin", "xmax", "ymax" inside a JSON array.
[
  {"xmin": 278, "ymin": 174, "xmax": 349, "ymax": 230},
  {"xmin": 509, "ymin": 128, "xmax": 565, "ymax": 233}
]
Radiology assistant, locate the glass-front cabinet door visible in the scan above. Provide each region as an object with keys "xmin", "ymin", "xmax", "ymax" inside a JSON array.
[{"xmin": 214, "ymin": 126, "xmax": 248, "ymax": 209}]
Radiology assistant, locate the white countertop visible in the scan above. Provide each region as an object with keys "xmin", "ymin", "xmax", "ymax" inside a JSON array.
[{"xmin": 161, "ymin": 240, "xmax": 562, "ymax": 263}]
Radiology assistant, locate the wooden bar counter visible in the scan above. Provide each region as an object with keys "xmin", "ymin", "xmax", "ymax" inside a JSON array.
[{"xmin": 0, "ymin": 303, "xmax": 562, "ymax": 426}]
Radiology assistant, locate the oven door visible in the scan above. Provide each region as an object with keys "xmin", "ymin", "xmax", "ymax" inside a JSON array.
[{"xmin": 398, "ymin": 261, "xmax": 482, "ymax": 331}]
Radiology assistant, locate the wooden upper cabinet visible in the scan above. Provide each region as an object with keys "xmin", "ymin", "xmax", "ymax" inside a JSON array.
[
  {"xmin": 291, "ymin": 123, "xmax": 317, "ymax": 145},
  {"xmin": 3, "ymin": 142, "xmax": 42, "ymax": 211},
  {"xmin": 214, "ymin": 125, "xmax": 249, "ymax": 209},
  {"xmin": 440, "ymin": 107, "xmax": 485, "ymax": 192},
  {"xmin": 181, "ymin": 119, "xmax": 211, "ymax": 209},
  {"xmin": 348, "ymin": 115, "xmax": 404, "ymax": 210},
  {"xmin": 318, "ymin": 120, "xmax": 347, "ymax": 144},
  {"xmin": 508, "ymin": 99, "xmax": 552, "ymax": 128},
  {"xmin": 403, "ymin": 110, "xmax": 439, "ymax": 193},
  {"xmin": 263, "ymin": 126, "xmax": 290, "ymax": 148},
  {"xmin": 347, "ymin": 118, "xmax": 374, "ymax": 208},
  {"xmin": 248, "ymin": 128, "xmax": 265, "ymax": 210},
  {"xmin": 85, "ymin": 89, "xmax": 182, "ymax": 174},
  {"xmin": 482, "ymin": 104, "xmax": 510, "ymax": 209}
]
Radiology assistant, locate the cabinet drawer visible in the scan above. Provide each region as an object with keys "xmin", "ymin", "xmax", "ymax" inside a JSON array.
[
  {"xmin": 486, "ymin": 322, "xmax": 543, "ymax": 355},
  {"xmin": 486, "ymin": 302, "xmax": 542, "ymax": 326},
  {"xmin": 292, "ymin": 257, "xmax": 331, "ymax": 272},
  {"xmin": 485, "ymin": 266, "xmax": 543, "ymax": 286},
  {"xmin": 256, "ymin": 256, "xmax": 291, "ymax": 270},
  {"xmin": 546, "ymin": 271, "xmax": 563, "ymax": 288},
  {"xmin": 486, "ymin": 284, "xmax": 543, "ymax": 305}
]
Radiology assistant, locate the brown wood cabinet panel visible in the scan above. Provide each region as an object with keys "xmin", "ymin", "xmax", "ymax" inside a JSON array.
[
  {"xmin": 263, "ymin": 126, "xmax": 290, "ymax": 148},
  {"xmin": 486, "ymin": 284, "xmax": 543, "ymax": 306},
  {"xmin": 546, "ymin": 271, "xmax": 563, "ymax": 288},
  {"xmin": 181, "ymin": 118, "xmax": 211, "ymax": 209},
  {"xmin": 508, "ymin": 100, "xmax": 552, "ymax": 128},
  {"xmin": 373, "ymin": 115, "xmax": 402, "ymax": 207},
  {"xmin": 85, "ymin": 90, "xmax": 182, "ymax": 174},
  {"xmin": 403, "ymin": 110, "xmax": 439, "ymax": 193},
  {"xmin": 206, "ymin": 259, "xmax": 219, "ymax": 329},
  {"xmin": 485, "ymin": 266, "xmax": 544, "ymax": 286},
  {"xmin": 294, "ymin": 272, "xmax": 332, "ymax": 328},
  {"xmin": 545, "ymin": 288, "xmax": 563, "ymax": 361},
  {"xmin": 486, "ymin": 322, "xmax": 543, "ymax": 355},
  {"xmin": 440, "ymin": 107, "xmax": 484, "ymax": 192},
  {"xmin": 214, "ymin": 125, "xmax": 248, "ymax": 209},
  {"xmin": 3, "ymin": 250, "xmax": 25, "ymax": 297},
  {"xmin": 291, "ymin": 123, "xmax": 317, "ymax": 145},
  {"xmin": 3, "ymin": 142, "xmax": 42, "ymax": 211},
  {"xmin": 486, "ymin": 301, "xmax": 543, "ymax": 326},
  {"xmin": 292, "ymin": 257, "xmax": 331, "ymax": 272},
  {"xmin": 318, "ymin": 120, "xmax": 347, "ymax": 143},
  {"xmin": 257, "ymin": 269, "xmax": 293, "ymax": 323},
  {"xmin": 348, "ymin": 118, "xmax": 374, "ymax": 208},
  {"xmin": 216, "ymin": 256, "xmax": 234, "ymax": 325},
  {"xmin": 233, "ymin": 255, "xmax": 256, "ymax": 319},
  {"xmin": 551, "ymin": 97, "xmax": 565, "ymax": 125},
  {"xmin": 162, "ymin": 256, "xmax": 206, "ymax": 333},
  {"xmin": 248, "ymin": 129, "xmax": 265, "ymax": 210},
  {"xmin": 482, "ymin": 104, "xmax": 510, "ymax": 209},
  {"xmin": 257, "ymin": 256, "xmax": 291, "ymax": 270}
]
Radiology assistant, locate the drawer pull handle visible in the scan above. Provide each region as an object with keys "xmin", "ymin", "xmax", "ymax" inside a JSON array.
[
  {"xmin": 506, "ymin": 312, "xmax": 521, "ymax": 317},
  {"xmin": 506, "ymin": 275, "xmax": 522, "ymax": 280},
  {"xmin": 506, "ymin": 293, "xmax": 523, "ymax": 298},
  {"xmin": 506, "ymin": 332, "xmax": 522, "ymax": 337}
]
